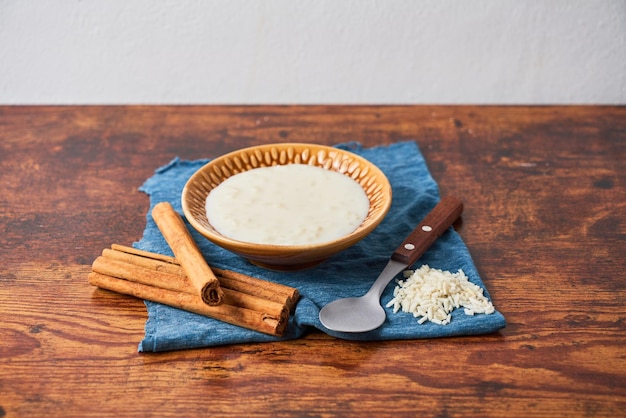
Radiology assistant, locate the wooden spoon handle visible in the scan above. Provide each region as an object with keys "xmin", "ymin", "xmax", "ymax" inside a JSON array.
[{"xmin": 390, "ymin": 196, "xmax": 464, "ymax": 266}]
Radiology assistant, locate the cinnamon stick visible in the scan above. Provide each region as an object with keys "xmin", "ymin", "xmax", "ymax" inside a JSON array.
[
  {"xmin": 213, "ymin": 267, "xmax": 300, "ymax": 313},
  {"xmin": 91, "ymin": 255, "xmax": 289, "ymax": 322},
  {"xmin": 151, "ymin": 202, "xmax": 224, "ymax": 306},
  {"xmin": 111, "ymin": 244, "xmax": 177, "ymax": 264},
  {"xmin": 107, "ymin": 245, "xmax": 299, "ymax": 312},
  {"xmin": 92, "ymin": 255, "xmax": 192, "ymax": 293},
  {"xmin": 88, "ymin": 272, "xmax": 285, "ymax": 336},
  {"xmin": 103, "ymin": 248, "xmax": 182, "ymax": 276},
  {"xmin": 91, "ymin": 243, "xmax": 300, "ymax": 336}
]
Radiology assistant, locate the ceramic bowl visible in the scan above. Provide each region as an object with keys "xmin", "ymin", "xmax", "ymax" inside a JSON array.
[{"xmin": 181, "ymin": 143, "xmax": 392, "ymax": 270}]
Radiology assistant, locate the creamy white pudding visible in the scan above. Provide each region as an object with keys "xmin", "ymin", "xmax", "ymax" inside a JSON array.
[{"xmin": 205, "ymin": 164, "xmax": 370, "ymax": 246}]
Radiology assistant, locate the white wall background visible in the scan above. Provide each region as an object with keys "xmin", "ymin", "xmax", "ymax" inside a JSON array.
[{"xmin": 1, "ymin": 0, "xmax": 624, "ymax": 104}]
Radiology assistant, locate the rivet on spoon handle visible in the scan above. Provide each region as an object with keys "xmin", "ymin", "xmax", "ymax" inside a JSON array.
[{"xmin": 391, "ymin": 196, "xmax": 464, "ymax": 266}]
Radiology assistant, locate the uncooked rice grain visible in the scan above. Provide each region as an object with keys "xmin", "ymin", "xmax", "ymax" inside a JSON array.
[{"xmin": 386, "ymin": 264, "xmax": 495, "ymax": 325}]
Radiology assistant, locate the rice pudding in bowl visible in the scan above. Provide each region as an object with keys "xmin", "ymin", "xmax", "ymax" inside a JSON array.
[
  {"xmin": 181, "ymin": 143, "xmax": 392, "ymax": 270},
  {"xmin": 205, "ymin": 164, "xmax": 370, "ymax": 246}
]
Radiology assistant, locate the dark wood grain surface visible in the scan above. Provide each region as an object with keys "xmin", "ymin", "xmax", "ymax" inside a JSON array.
[{"xmin": 1, "ymin": 106, "xmax": 624, "ymax": 417}]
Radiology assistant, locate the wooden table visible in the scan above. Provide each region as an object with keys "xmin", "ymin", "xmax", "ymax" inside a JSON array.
[{"xmin": 1, "ymin": 106, "xmax": 624, "ymax": 417}]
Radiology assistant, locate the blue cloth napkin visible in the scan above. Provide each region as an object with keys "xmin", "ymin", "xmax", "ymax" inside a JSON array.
[{"xmin": 135, "ymin": 141, "xmax": 505, "ymax": 352}]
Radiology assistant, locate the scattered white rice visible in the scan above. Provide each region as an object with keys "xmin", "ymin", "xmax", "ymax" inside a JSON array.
[{"xmin": 386, "ymin": 264, "xmax": 495, "ymax": 325}]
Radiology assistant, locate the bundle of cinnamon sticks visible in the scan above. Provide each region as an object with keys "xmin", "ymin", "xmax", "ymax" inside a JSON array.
[{"xmin": 88, "ymin": 202, "xmax": 299, "ymax": 337}]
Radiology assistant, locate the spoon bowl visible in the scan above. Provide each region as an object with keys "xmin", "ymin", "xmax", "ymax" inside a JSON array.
[
  {"xmin": 319, "ymin": 260, "xmax": 403, "ymax": 332},
  {"xmin": 319, "ymin": 296, "xmax": 386, "ymax": 333}
]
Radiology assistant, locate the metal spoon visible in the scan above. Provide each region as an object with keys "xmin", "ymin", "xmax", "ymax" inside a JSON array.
[{"xmin": 319, "ymin": 196, "xmax": 463, "ymax": 333}]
